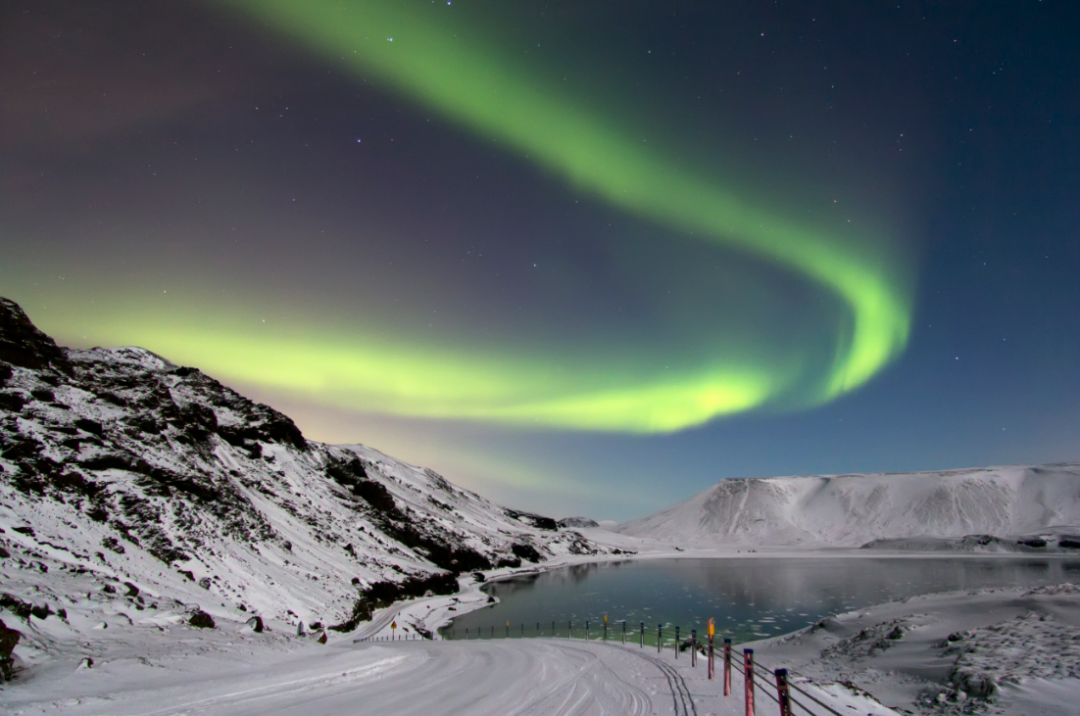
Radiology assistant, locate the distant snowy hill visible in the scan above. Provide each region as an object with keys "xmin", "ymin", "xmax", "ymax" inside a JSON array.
[
  {"xmin": 617, "ymin": 465, "xmax": 1080, "ymax": 548},
  {"xmin": 0, "ymin": 297, "xmax": 606, "ymax": 638}
]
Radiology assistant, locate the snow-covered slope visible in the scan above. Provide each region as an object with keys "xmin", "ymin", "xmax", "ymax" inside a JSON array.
[
  {"xmin": 617, "ymin": 466, "xmax": 1080, "ymax": 547},
  {"xmin": 0, "ymin": 297, "xmax": 605, "ymax": 641}
]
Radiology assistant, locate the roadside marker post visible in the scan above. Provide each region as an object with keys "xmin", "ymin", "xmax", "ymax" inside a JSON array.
[
  {"xmin": 744, "ymin": 648, "xmax": 755, "ymax": 716},
  {"xmin": 640, "ymin": 622, "xmax": 644, "ymax": 648},
  {"xmin": 553, "ymin": 621, "xmax": 556, "ymax": 638},
  {"xmin": 723, "ymin": 638, "xmax": 732, "ymax": 695},
  {"xmin": 391, "ymin": 620, "xmax": 397, "ymax": 641},
  {"xmin": 707, "ymin": 618, "xmax": 715, "ymax": 680},
  {"xmin": 586, "ymin": 620, "xmax": 590, "ymax": 641},
  {"xmin": 521, "ymin": 623, "xmax": 524, "ymax": 638},
  {"xmin": 675, "ymin": 627, "xmax": 680, "ymax": 659},
  {"xmin": 506, "ymin": 621, "xmax": 510, "ymax": 638},
  {"xmin": 774, "ymin": 669, "xmax": 792, "ymax": 716},
  {"xmin": 537, "ymin": 622, "xmax": 540, "ymax": 637},
  {"xmin": 603, "ymin": 614, "xmax": 608, "ymax": 642},
  {"xmin": 622, "ymin": 620, "xmax": 626, "ymax": 644},
  {"xmin": 657, "ymin": 625, "xmax": 662, "ymax": 654},
  {"xmin": 691, "ymin": 629, "xmax": 697, "ymax": 667}
]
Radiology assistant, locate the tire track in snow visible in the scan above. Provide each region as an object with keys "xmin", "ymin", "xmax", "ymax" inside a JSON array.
[{"xmin": 617, "ymin": 646, "xmax": 697, "ymax": 716}]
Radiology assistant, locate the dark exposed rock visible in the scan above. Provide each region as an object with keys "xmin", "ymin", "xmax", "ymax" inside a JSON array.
[
  {"xmin": 511, "ymin": 543, "xmax": 542, "ymax": 563},
  {"xmin": 0, "ymin": 363, "xmax": 11, "ymax": 386},
  {"xmin": 0, "ymin": 618, "xmax": 20, "ymax": 682},
  {"xmin": 504, "ymin": 509, "xmax": 558, "ymax": 531},
  {"xmin": 74, "ymin": 418, "xmax": 104, "ymax": 435},
  {"xmin": 558, "ymin": 517, "xmax": 600, "ymax": 529},
  {"xmin": 30, "ymin": 388, "xmax": 54, "ymax": 402},
  {"xmin": 0, "ymin": 593, "xmax": 51, "ymax": 621},
  {"xmin": 0, "ymin": 391, "xmax": 25, "ymax": 412},
  {"xmin": 188, "ymin": 610, "xmax": 216, "ymax": 629},
  {"xmin": 0, "ymin": 298, "xmax": 71, "ymax": 373},
  {"xmin": 245, "ymin": 615, "xmax": 264, "ymax": 633}
]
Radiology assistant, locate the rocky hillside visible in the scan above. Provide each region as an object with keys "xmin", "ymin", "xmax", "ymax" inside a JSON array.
[
  {"xmin": 0, "ymin": 297, "xmax": 606, "ymax": 646},
  {"xmin": 617, "ymin": 465, "xmax": 1080, "ymax": 548}
]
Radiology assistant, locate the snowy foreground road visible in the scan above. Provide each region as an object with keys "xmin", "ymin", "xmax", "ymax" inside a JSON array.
[{"xmin": 2, "ymin": 637, "xmax": 883, "ymax": 716}]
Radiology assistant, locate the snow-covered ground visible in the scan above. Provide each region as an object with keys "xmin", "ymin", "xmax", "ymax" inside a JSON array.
[
  {"xmin": 751, "ymin": 582, "xmax": 1080, "ymax": 715},
  {"xmin": 7, "ymin": 540, "xmax": 1080, "ymax": 715},
  {"xmin": 1, "ymin": 607, "xmax": 894, "ymax": 716}
]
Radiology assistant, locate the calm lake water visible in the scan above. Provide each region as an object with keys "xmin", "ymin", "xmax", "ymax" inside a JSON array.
[{"xmin": 442, "ymin": 557, "xmax": 1080, "ymax": 644}]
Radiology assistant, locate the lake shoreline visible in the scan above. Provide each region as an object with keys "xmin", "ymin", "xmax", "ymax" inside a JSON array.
[{"xmin": 358, "ymin": 528, "xmax": 1080, "ymax": 643}]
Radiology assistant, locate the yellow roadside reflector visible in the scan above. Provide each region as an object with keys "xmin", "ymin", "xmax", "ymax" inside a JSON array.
[{"xmin": 707, "ymin": 618, "xmax": 715, "ymax": 637}]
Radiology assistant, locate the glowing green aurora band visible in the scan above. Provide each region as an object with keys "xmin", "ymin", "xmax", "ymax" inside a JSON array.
[{"xmin": 179, "ymin": 0, "xmax": 912, "ymax": 432}]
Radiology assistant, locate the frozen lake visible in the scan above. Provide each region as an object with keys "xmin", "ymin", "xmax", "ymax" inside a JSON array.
[{"xmin": 442, "ymin": 556, "xmax": 1080, "ymax": 644}]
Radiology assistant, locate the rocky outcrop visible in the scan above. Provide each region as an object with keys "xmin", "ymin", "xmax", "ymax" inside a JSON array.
[{"xmin": 558, "ymin": 517, "xmax": 600, "ymax": 529}]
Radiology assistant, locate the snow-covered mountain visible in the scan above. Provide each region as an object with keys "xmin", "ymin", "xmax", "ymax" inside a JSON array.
[
  {"xmin": 616, "ymin": 465, "xmax": 1080, "ymax": 548},
  {"xmin": 0, "ymin": 297, "xmax": 606, "ymax": 638}
]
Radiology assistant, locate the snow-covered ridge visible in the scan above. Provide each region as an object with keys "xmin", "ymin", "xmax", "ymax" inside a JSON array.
[
  {"xmin": 0, "ymin": 297, "xmax": 608, "ymax": 638},
  {"xmin": 617, "ymin": 465, "xmax": 1080, "ymax": 547}
]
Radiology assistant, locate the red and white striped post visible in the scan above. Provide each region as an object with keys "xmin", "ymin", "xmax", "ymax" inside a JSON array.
[
  {"xmin": 774, "ymin": 669, "xmax": 792, "ymax": 716},
  {"xmin": 707, "ymin": 618, "xmax": 715, "ymax": 680},
  {"xmin": 744, "ymin": 648, "xmax": 755, "ymax": 716},
  {"xmin": 723, "ymin": 638, "xmax": 732, "ymax": 696}
]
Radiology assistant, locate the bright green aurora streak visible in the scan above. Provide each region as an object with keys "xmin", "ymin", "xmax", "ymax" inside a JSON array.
[{"xmin": 186, "ymin": 0, "xmax": 913, "ymax": 433}]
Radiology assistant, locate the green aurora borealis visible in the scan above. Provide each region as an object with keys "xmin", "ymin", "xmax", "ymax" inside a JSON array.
[
  {"xmin": 5, "ymin": 0, "xmax": 1080, "ymax": 518},
  {"xmin": 106, "ymin": 0, "xmax": 909, "ymax": 433}
]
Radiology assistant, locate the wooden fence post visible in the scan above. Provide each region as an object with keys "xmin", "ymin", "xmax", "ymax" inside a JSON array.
[
  {"xmin": 774, "ymin": 669, "xmax": 792, "ymax": 716},
  {"xmin": 744, "ymin": 648, "xmax": 755, "ymax": 716},
  {"xmin": 675, "ymin": 626, "xmax": 680, "ymax": 659},
  {"xmin": 722, "ymin": 639, "xmax": 732, "ymax": 693},
  {"xmin": 707, "ymin": 618, "xmax": 715, "ymax": 680}
]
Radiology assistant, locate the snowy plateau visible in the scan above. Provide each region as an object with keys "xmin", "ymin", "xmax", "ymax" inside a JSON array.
[{"xmin": 617, "ymin": 463, "xmax": 1080, "ymax": 550}]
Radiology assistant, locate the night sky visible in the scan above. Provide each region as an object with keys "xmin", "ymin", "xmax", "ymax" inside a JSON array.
[{"xmin": 3, "ymin": 1, "xmax": 1078, "ymax": 520}]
